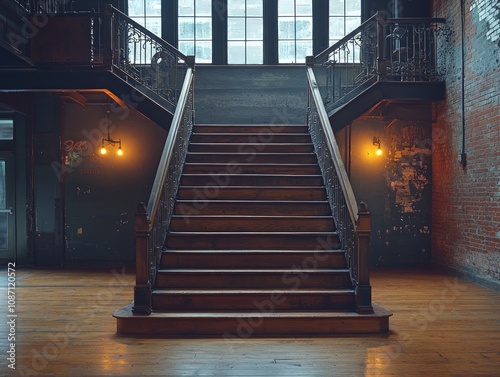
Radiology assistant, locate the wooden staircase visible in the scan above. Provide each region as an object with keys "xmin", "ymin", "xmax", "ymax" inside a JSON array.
[{"xmin": 114, "ymin": 123, "xmax": 391, "ymax": 337}]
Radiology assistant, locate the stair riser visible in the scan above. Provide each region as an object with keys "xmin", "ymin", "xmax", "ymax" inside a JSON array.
[
  {"xmin": 166, "ymin": 234, "xmax": 341, "ymax": 250},
  {"xmin": 186, "ymin": 153, "xmax": 318, "ymax": 164},
  {"xmin": 181, "ymin": 175, "xmax": 324, "ymax": 186},
  {"xmin": 174, "ymin": 202, "xmax": 331, "ymax": 216},
  {"xmin": 177, "ymin": 187, "xmax": 327, "ymax": 201},
  {"xmin": 156, "ymin": 272, "xmax": 352, "ymax": 289},
  {"xmin": 193, "ymin": 125, "xmax": 309, "ymax": 134},
  {"xmin": 152, "ymin": 293, "xmax": 355, "ymax": 311},
  {"xmin": 189, "ymin": 144, "xmax": 314, "ymax": 153},
  {"xmin": 190, "ymin": 134, "xmax": 312, "ymax": 143},
  {"xmin": 161, "ymin": 252, "xmax": 347, "ymax": 269},
  {"xmin": 170, "ymin": 216, "xmax": 335, "ymax": 232}
]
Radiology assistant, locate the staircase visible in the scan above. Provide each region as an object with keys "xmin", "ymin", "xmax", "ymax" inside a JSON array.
[{"xmin": 114, "ymin": 123, "xmax": 391, "ymax": 337}]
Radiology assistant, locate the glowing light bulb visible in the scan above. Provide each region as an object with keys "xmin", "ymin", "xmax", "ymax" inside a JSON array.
[
  {"xmin": 117, "ymin": 147, "xmax": 123, "ymax": 156},
  {"xmin": 100, "ymin": 146, "xmax": 107, "ymax": 155},
  {"xmin": 376, "ymin": 148, "xmax": 382, "ymax": 156}
]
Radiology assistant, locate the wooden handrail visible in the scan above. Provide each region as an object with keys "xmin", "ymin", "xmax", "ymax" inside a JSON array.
[
  {"xmin": 306, "ymin": 67, "xmax": 358, "ymax": 225},
  {"xmin": 147, "ymin": 66, "xmax": 194, "ymax": 228}
]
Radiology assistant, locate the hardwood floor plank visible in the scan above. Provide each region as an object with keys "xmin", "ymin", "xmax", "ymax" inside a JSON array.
[{"xmin": 0, "ymin": 267, "xmax": 498, "ymax": 377}]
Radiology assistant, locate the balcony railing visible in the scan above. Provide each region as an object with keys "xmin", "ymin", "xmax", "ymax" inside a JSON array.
[{"xmin": 311, "ymin": 11, "xmax": 448, "ymax": 112}]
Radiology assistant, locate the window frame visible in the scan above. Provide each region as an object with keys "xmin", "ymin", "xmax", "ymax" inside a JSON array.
[{"xmin": 129, "ymin": 0, "xmax": 361, "ymax": 65}]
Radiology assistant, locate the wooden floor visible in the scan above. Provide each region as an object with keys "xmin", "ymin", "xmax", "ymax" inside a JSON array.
[{"xmin": 1, "ymin": 267, "xmax": 498, "ymax": 377}]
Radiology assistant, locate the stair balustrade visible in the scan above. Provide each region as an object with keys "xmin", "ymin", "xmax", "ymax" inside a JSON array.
[
  {"xmin": 306, "ymin": 66, "xmax": 373, "ymax": 314},
  {"xmin": 100, "ymin": 5, "xmax": 189, "ymax": 108},
  {"xmin": 133, "ymin": 64, "xmax": 194, "ymax": 315},
  {"xmin": 311, "ymin": 11, "xmax": 447, "ymax": 113}
]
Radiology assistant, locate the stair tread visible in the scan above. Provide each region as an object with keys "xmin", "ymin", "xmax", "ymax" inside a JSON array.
[
  {"xmin": 171, "ymin": 215, "xmax": 333, "ymax": 219},
  {"xmin": 153, "ymin": 289, "xmax": 355, "ymax": 294},
  {"xmin": 168, "ymin": 231, "xmax": 338, "ymax": 235},
  {"xmin": 158, "ymin": 269, "xmax": 349, "ymax": 273},
  {"xmin": 164, "ymin": 249, "xmax": 344, "ymax": 253},
  {"xmin": 191, "ymin": 133, "xmax": 311, "ymax": 136},
  {"xmin": 176, "ymin": 200, "xmax": 327, "ymax": 203}
]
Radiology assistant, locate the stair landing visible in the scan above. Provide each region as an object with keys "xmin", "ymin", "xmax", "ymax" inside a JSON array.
[{"xmin": 114, "ymin": 302, "xmax": 391, "ymax": 337}]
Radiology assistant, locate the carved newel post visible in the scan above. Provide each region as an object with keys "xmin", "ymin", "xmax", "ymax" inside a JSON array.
[
  {"xmin": 356, "ymin": 202, "xmax": 374, "ymax": 314},
  {"xmin": 132, "ymin": 203, "xmax": 152, "ymax": 315}
]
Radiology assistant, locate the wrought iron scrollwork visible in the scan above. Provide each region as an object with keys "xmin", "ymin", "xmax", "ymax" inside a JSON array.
[{"xmin": 311, "ymin": 12, "xmax": 447, "ymax": 111}]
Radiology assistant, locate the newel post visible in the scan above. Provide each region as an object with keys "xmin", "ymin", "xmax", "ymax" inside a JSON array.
[
  {"xmin": 356, "ymin": 202, "xmax": 374, "ymax": 314},
  {"xmin": 132, "ymin": 202, "xmax": 152, "ymax": 315},
  {"xmin": 375, "ymin": 11, "xmax": 387, "ymax": 80}
]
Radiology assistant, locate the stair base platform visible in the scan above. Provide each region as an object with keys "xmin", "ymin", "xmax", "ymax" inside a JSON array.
[{"xmin": 113, "ymin": 302, "xmax": 392, "ymax": 337}]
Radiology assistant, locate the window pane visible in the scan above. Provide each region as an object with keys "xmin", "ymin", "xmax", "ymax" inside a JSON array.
[
  {"xmin": 346, "ymin": 0, "xmax": 361, "ymax": 16},
  {"xmin": 246, "ymin": 0, "xmax": 263, "ymax": 16},
  {"xmin": 329, "ymin": 17, "xmax": 344, "ymax": 39},
  {"xmin": 279, "ymin": 41, "xmax": 295, "ymax": 63},
  {"xmin": 296, "ymin": 17, "xmax": 312, "ymax": 39},
  {"xmin": 296, "ymin": 0, "xmax": 312, "ymax": 16},
  {"xmin": 146, "ymin": 17, "xmax": 161, "ymax": 37},
  {"xmin": 130, "ymin": 16, "xmax": 145, "ymax": 27},
  {"xmin": 195, "ymin": 0, "xmax": 212, "ymax": 16},
  {"xmin": 179, "ymin": 41, "xmax": 195, "ymax": 55},
  {"xmin": 195, "ymin": 17, "xmax": 212, "ymax": 39},
  {"xmin": 179, "ymin": 0, "xmax": 194, "ymax": 16},
  {"xmin": 128, "ymin": 0, "xmax": 144, "ymax": 17},
  {"xmin": 228, "ymin": 41, "xmax": 246, "ymax": 64},
  {"xmin": 228, "ymin": 0, "xmax": 245, "ymax": 16},
  {"xmin": 228, "ymin": 18, "xmax": 245, "ymax": 40},
  {"xmin": 247, "ymin": 41, "xmax": 263, "ymax": 64},
  {"xmin": 146, "ymin": 0, "xmax": 161, "ymax": 16},
  {"xmin": 179, "ymin": 18, "xmax": 195, "ymax": 39},
  {"xmin": 346, "ymin": 17, "xmax": 361, "ymax": 34},
  {"xmin": 195, "ymin": 41, "xmax": 212, "ymax": 63},
  {"xmin": 0, "ymin": 120, "xmax": 13, "ymax": 140},
  {"xmin": 246, "ymin": 18, "xmax": 263, "ymax": 40},
  {"xmin": 278, "ymin": 0, "xmax": 295, "ymax": 16},
  {"xmin": 329, "ymin": 0, "xmax": 344, "ymax": 16},
  {"xmin": 295, "ymin": 40, "xmax": 312, "ymax": 62},
  {"xmin": 278, "ymin": 17, "xmax": 295, "ymax": 39}
]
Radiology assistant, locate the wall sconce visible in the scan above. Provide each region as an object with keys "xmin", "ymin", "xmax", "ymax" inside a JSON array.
[
  {"xmin": 100, "ymin": 108, "xmax": 123, "ymax": 156},
  {"xmin": 373, "ymin": 136, "xmax": 382, "ymax": 156}
]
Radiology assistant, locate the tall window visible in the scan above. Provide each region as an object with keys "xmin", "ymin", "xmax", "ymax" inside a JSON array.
[
  {"xmin": 128, "ymin": 0, "xmax": 161, "ymax": 37},
  {"xmin": 329, "ymin": 0, "xmax": 361, "ymax": 46},
  {"xmin": 227, "ymin": 0, "xmax": 264, "ymax": 64},
  {"xmin": 178, "ymin": 0, "xmax": 213, "ymax": 63},
  {"xmin": 278, "ymin": 0, "xmax": 313, "ymax": 63}
]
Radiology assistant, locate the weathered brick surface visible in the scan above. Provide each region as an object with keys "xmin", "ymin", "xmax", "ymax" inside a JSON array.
[{"xmin": 432, "ymin": 0, "xmax": 500, "ymax": 285}]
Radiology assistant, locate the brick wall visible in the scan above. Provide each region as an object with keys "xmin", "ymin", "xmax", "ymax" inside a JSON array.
[{"xmin": 432, "ymin": 0, "xmax": 499, "ymax": 288}]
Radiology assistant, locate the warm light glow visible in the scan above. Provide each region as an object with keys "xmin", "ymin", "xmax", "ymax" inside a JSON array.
[
  {"xmin": 100, "ymin": 146, "xmax": 107, "ymax": 155},
  {"xmin": 117, "ymin": 146, "xmax": 123, "ymax": 156},
  {"xmin": 376, "ymin": 147, "xmax": 383, "ymax": 156}
]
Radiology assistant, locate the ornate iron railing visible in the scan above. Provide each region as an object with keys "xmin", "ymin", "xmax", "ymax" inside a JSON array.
[
  {"xmin": 312, "ymin": 11, "xmax": 447, "ymax": 112},
  {"xmin": 133, "ymin": 66, "xmax": 195, "ymax": 315},
  {"xmin": 306, "ymin": 67, "xmax": 373, "ymax": 314},
  {"xmin": 101, "ymin": 5, "xmax": 189, "ymax": 108},
  {"xmin": 8, "ymin": 0, "xmax": 69, "ymax": 13}
]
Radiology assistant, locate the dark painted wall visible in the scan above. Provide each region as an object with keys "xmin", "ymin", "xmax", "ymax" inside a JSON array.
[
  {"xmin": 62, "ymin": 103, "xmax": 166, "ymax": 266},
  {"xmin": 336, "ymin": 103, "xmax": 433, "ymax": 266}
]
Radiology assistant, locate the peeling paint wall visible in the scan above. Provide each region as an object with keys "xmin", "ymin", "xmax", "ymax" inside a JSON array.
[{"xmin": 336, "ymin": 104, "xmax": 433, "ymax": 266}]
